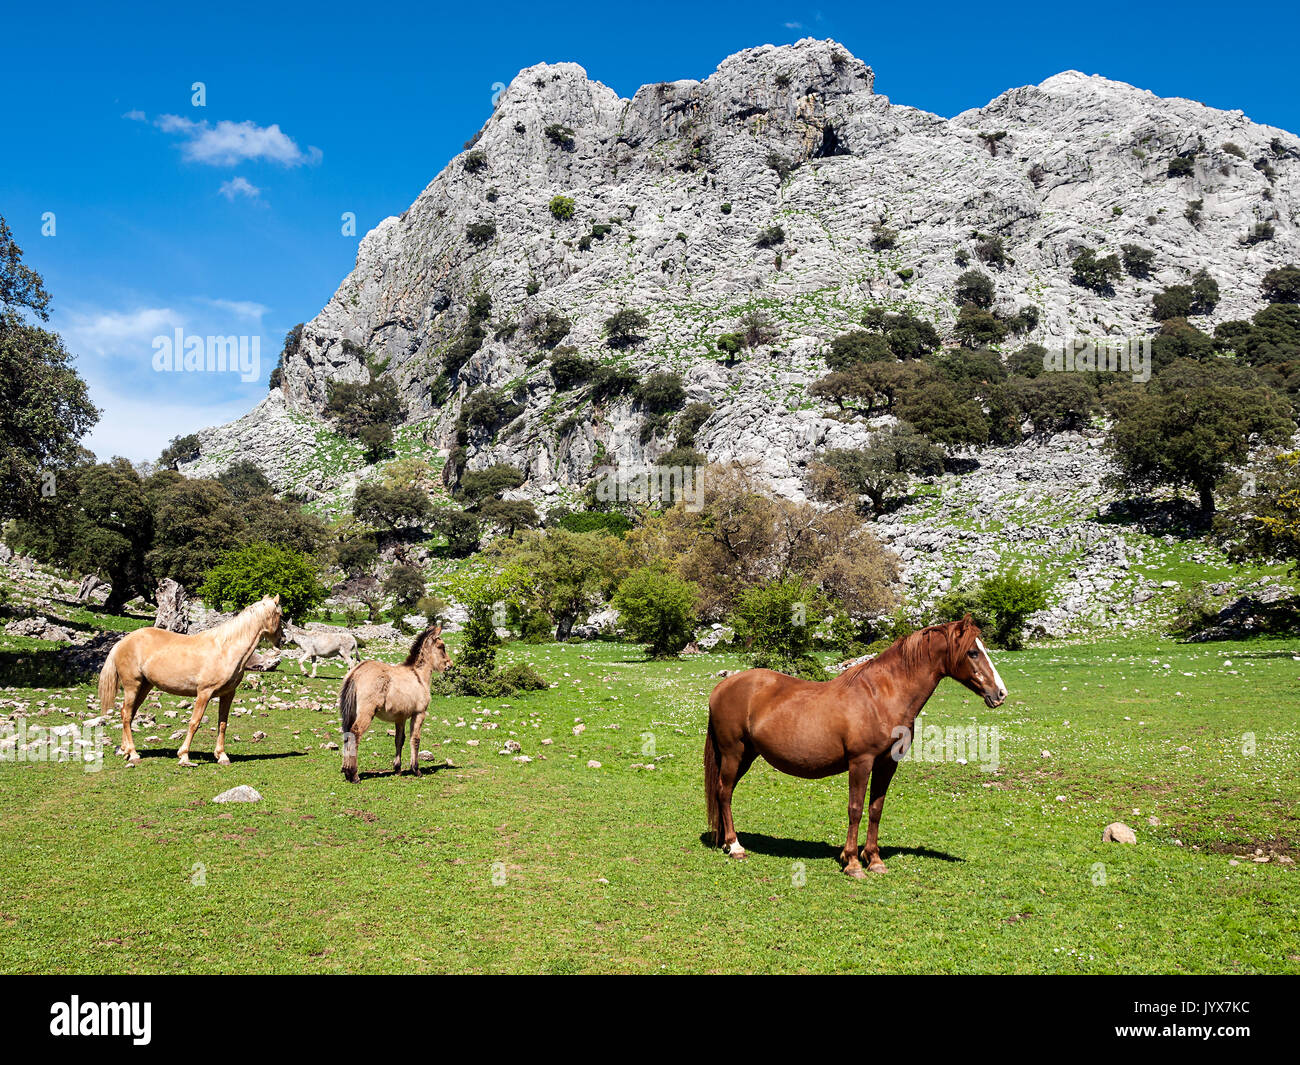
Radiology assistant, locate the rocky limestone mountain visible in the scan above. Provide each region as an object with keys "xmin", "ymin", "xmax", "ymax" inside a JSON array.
[
  {"xmin": 180, "ymin": 39, "xmax": 1300, "ymax": 631},
  {"xmin": 187, "ymin": 38, "xmax": 1299, "ymax": 502}
]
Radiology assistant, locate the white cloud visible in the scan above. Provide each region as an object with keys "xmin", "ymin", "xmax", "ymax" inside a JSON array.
[
  {"xmin": 123, "ymin": 109, "xmax": 147, "ymax": 122},
  {"xmin": 80, "ymin": 387, "xmax": 253, "ymax": 464},
  {"xmin": 153, "ymin": 114, "xmax": 321, "ymax": 166},
  {"xmin": 219, "ymin": 176, "xmax": 263, "ymax": 201},
  {"xmin": 784, "ymin": 21, "xmax": 803, "ymax": 28},
  {"xmin": 62, "ymin": 306, "xmax": 180, "ymax": 358},
  {"xmin": 203, "ymin": 298, "xmax": 269, "ymax": 321}
]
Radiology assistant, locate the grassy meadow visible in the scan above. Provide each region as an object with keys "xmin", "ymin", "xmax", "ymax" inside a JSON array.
[{"xmin": 0, "ymin": 627, "xmax": 1297, "ymax": 974}]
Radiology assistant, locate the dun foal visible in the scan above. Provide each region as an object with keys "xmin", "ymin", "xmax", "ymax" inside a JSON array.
[
  {"xmin": 339, "ymin": 626, "xmax": 450, "ymax": 782},
  {"xmin": 705, "ymin": 615, "xmax": 1007, "ymax": 876}
]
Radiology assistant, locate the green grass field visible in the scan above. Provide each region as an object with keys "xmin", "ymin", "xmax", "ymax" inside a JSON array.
[{"xmin": 1, "ymin": 632, "xmax": 1297, "ymax": 973}]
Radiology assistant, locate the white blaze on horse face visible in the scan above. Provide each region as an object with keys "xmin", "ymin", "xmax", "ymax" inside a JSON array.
[{"xmin": 976, "ymin": 639, "xmax": 1007, "ymax": 702}]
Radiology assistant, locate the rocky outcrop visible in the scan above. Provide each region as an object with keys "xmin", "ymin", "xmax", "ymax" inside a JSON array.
[
  {"xmin": 182, "ymin": 39, "xmax": 1299, "ymax": 506},
  {"xmin": 153, "ymin": 579, "xmax": 191, "ymax": 633}
]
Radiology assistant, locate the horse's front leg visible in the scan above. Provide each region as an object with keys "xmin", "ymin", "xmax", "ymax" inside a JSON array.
[
  {"xmin": 213, "ymin": 692, "xmax": 234, "ymax": 766},
  {"xmin": 177, "ymin": 692, "xmax": 212, "ymax": 767},
  {"xmin": 839, "ymin": 753, "xmax": 875, "ymax": 878},
  {"xmin": 393, "ymin": 719, "xmax": 405, "ymax": 775},
  {"xmin": 408, "ymin": 710, "xmax": 426, "ymax": 777},
  {"xmin": 861, "ymin": 756, "xmax": 899, "ymax": 873}
]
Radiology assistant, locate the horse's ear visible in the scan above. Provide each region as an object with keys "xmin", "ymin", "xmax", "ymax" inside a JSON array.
[
  {"xmin": 273, "ymin": 594, "xmax": 281, "ymax": 605},
  {"xmin": 958, "ymin": 613, "xmax": 973, "ymax": 632},
  {"xmin": 432, "ymin": 624, "xmax": 442, "ymax": 637}
]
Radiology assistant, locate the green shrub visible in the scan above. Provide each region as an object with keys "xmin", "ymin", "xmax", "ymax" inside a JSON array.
[
  {"xmin": 544, "ymin": 124, "xmax": 575, "ymax": 149},
  {"xmin": 549, "ymin": 195, "xmax": 576, "ymax": 220},
  {"xmin": 613, "ymin": 567, "xmax": 701, "ymax": 657},
  {"xmin": 198, "ymin": 542, "xmax": 325, "ymax": 621},
  {"xmin": 954, "ymin": 269, "xmax": 996, "ymax": 309},
  {"xmin": 465, "ymin": 221, "xmax": 497, "ymax": 245},
  {"xmin": 462, "ymin": 150, "xmax": 487, "ymax": 173},
  {"xmin": 729, "ymin": 576, "xmax": 829, "ymax": 679},
  {"xmin": 755, "ymin": 225, "xmax": 785, "ymax": 248}
]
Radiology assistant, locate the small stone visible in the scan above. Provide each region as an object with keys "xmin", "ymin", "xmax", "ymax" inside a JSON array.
[
  {"xmin": 212, "ymin": 785, "xmax": 263, "ymax": 804},
  {"xmin": 586, "ymin": 760, "xmax": 602, "ymax": 769},
  {"xmin": 1102, "ymin": 822, "xmax": 1137, "ymax": 844}
]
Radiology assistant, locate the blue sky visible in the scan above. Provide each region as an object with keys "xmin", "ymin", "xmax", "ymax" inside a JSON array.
[{"xmin": 4, "ymin": 0, "xmax": 1297, "ymax": 462}]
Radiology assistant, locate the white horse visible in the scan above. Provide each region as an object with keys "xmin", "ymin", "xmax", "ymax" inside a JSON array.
[{"xmin": 286, "ymin": 624, "xmax": 361, "ymax": 677}]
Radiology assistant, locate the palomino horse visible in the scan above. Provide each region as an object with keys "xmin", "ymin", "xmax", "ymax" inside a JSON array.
[
  {"xmin": 98, "ymin": 595, "xmax": 284, "ymax": 767},
  {"xmin": 339, "ymin": 625, "xmax": 450, "ymax": 782},
  {"xmin": 286, "ymin": 624, "xmax": 361, "ymax": 677},
  {"xmin": 705, "ymin": 615, "xmax": 1007, "ymax": 877}
]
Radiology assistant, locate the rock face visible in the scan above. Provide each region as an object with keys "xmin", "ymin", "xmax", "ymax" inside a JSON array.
[
  {"xmin": 184, "ymin": 38, "xmax": 1300, "ymax": 503},
  {"xmin": 176, "ymin": 40, "xmax": 1300, "ymax": 633}
]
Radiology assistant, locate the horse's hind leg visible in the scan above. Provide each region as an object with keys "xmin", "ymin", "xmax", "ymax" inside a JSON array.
[
  {"xmin": 298, "ymin": 649, "xmax": 309, "ymax": 674},
  {"xmin": 343, "ymin": 704, "xmax": 374, "ymax": 783},
  {"xmin": 393, "ymin": 719, "xmax": 405, "ymax": 775},
  {"xmin": 840, "ymin": 753, "xmax": 875, "ymax": 879},
  {"xmin": 118, "ymin": 680, "xmax": 152, "ymax": 766},
  {"xmin": 719, "ymin": 744, "xmax": 757, "ymax": 858},
  {"xmin": 861, "ymin": 756, "xmax": 899, "ymax": 874}
]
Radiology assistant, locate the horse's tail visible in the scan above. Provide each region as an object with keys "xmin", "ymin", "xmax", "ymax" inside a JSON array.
[
  {"xmin": 704, "ymin": 717, "xmax": 722, "ymax": 847},
  {"xmin": 340, "ymin": 672, "xmax": 358, "ymax": 735},
  {"xmin": 98, "ymin": 644, "xmax": 120, "ymax": 715}
]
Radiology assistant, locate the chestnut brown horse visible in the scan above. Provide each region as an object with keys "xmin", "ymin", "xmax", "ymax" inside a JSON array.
[
  {"xmin": 705, "ymin": 615, "xmax": 1007, "ymax": 877},
  {"xmin": 339, "ymin": 625, "xmax": 450, "ymax": 782}
]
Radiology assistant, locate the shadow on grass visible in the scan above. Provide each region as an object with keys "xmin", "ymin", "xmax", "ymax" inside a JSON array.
[
  {"xmin": 131, "ymin": 748, "xmax": 308, "ymax": 763},
  {"xmin": 698, "ymin": 831, "xmax": 964, "ymax": 864},
  {"xmin": 355, "ymin": 762, "xmax": 457, "ymax": 782}
]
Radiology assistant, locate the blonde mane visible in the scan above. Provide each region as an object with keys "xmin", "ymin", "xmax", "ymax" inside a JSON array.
[{"xmin": 207, "ymin": 598, "xmax": 275, "ymax": 654}]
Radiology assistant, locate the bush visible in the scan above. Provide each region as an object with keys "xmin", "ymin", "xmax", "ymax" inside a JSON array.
[
  {"xmin": 1121, "ymin": 243, "xmax": 1156, "ymax": 279},
  {"xmin": 729, "ymin": 576, "xmax": 829, "ymax": 679},
  {"xmin": 549, "ymin": 350, "xmax": 595, "ymax": 389},
  {"xmin": 198, "ymin": 542, "xmax": 325, "ymax": 621},
  {"xmin": 462, "ymin": 150, "xmax": 487, "ymax": 173},
  {"xmin": 870, "ymin": 223, "xmax": 898, "ymax": 251},
  {"xmin": 954, "ymin": 269, "xmax": 995, "ymax": 309},
  {"xmin": 465, "ymin": 221, "xmax": 497, "ymax": 245},
  {"xmin": 1167, "ymin": 156, "xmax": 1196, "ymax": 177},
  {"xmin": 532, "ymin": 310, "xmax": 572, "ymax": 347},
  {"xmin": 432, "ymin": 510, "xmax": 480, "ymax": 556},
  {"xmin": 613, "ymin": 568, "xmax": 701, "ymax": 657},
  {"xmin": 544, "ymin": 124, "xmax": 575, "ymax": 150},
  {"xmin": 383, "ymin": 564, "xmax": 426, "ymax": 610},
  {"xmin": 1070, "ymin": 248, "xmax": 1122, "ymax": 294},
  {"xmin": 634, "ymin": 372, "xmax": 685, "ymax": 413},
  {"xmin": 755, "ymin": 225, "xmax": 785, "ymax": 248},
  {"xmin": 548, "ymin": 195, "xmax": 576, "ymax": 220},
  {"xmin": 1261, "ymin": 265, "xmax": 1300, "ymax": 304},
  {"xmin": 937, "ymin": 570, "xmax": 1048, "ymax": 650},
  {"xmin": 603, "ymin": 308, "xmax": 648, "ymax": 348}
]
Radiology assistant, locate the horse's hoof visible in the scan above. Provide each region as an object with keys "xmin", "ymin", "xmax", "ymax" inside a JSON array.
[
  {"xmin": 867, "ymin": 861, "xmax": 888, "ymax": 874},
  {"xmin": 216, "ymin": 754, "xmax": 231, "ymax": 766},
  {"xmin": 177, "ymin": 757, "xmax": 197, "ymax": 768},
  {"xmin": 126, "ymin": 753, "xmax": 141, "ymax": 766},
  {"xmin": 843, "ymin": 865, "xmax": 867, "ymax": 879},
  {"xmin": 725, "ymin": 842, "xmax": 747, "ymax": 860}
]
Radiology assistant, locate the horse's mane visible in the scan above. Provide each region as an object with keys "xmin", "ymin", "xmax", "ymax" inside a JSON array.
[
  {"xmin": 836, "ymin": 622, "xmax": 954, "ymax": 685},
  {"xmin": 207, "ymin": 598, "xmax": 275, "ymax": 651},
  {"xmin": 402, "ymin": 627, "xmax": 442, "ymax": 667}
]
